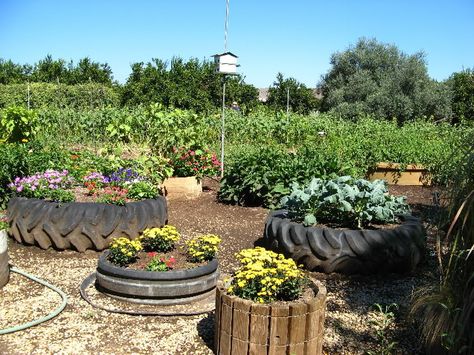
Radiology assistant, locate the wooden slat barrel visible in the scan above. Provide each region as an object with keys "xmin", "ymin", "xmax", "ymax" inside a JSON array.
[
  {"xmin": 215, "ymin": 278, "xmax": 326, "ymax": 355},
  {"xmin": 0, "ymin": 230, "xmax": 9, "ymax": 288}
]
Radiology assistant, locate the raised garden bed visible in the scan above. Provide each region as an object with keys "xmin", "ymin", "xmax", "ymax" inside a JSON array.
[
  {"xmin": 7, "ymin": 197, "xmax": 168, "ymax": 252},
  {"xmin": 96, "ymin": 250, "xmax": 219, "ymax": 305},
  {"xmin": 215, "ymin": 277, "xmax": 326, "ymax": 355},
  {"xmin": 0, "ymin": 229, "xmax": 9, "ymax": 288},
  {"xmin": 367, "ymin": 162, "xmax": 431, "ymax": 186},
  {"xmin": 264, "ymin": 210, "xmax": 426, "ymax": 274}
]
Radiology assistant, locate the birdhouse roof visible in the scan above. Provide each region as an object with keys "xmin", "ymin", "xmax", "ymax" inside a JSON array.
[{"xmin": 212, "ymin": 52, "xmax": 238, "ymax": 58}]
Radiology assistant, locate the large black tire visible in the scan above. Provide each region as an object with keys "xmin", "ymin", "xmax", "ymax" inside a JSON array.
[
  {"xmin": 7, "ymin": 197, "xmax": 168, "ymax": 252},
  {"xmin": 264, "ymin": 210, "xmax": 426, "ymax": 274},
  {"xmin": 96, "ymin": 251, "xmax": 219, "ymax": 305}
]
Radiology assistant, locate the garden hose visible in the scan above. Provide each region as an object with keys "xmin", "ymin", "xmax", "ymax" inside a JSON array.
[
  {"xmin": 80, "ymin": 272, "xmax": 214, "ymax": 317},
  {"xmin": 0, "ymin": 266, "xmax": 68, "ymax": 335}
]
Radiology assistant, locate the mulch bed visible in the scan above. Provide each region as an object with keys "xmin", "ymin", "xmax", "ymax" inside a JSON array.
[{"xmin": 0, "ymin": 179, "xmax": 443, "ymax": 354}]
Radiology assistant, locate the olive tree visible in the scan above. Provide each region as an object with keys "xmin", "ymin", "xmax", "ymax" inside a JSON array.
[{"xmin": 320, "ymin": 38, "xmax": 451, "ymax": 122}]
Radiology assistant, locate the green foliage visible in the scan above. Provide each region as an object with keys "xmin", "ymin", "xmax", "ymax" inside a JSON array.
[
  {"xmin": 131, "ymin": 155, "xmax": 174, "ymax": 186},
  {"xmin": 282, "ymin": 176, "xmax": 409, "ymax": 229},
  {"xmin": 144, "ymin": 104, "xmax": 213, "ymax": 155},
  {"xmin": 0, "ymin": 83, "xmax": 119, "ymax": 110},
  {"xmin": 411, "ymin": 129, "xmax": 474, "ymax": 354},
  {"xmin": 321, "ymin": 38, "xmax": 452, "ymax": 122},
  {"xmin": 0, "ymin": 142, "xmax": 72, "ymax": 208},
  {"xmin": 218, "ymin": 145, "xmax": 350, "ymax": 208},
  {"xmin": 126, "ymin": 181, "xmax": 158, "ymax": 200},
  {"xmin": 145, "ymin": 257, "xmax": 172, "ymax": 272},
  {"xmin": 0, "ymin": 106, "xmax": 39, "ymax": 143},
  {"xmin": 367, "ymin": 303, "xmax": 399, "ymax": 355},
  {"xmin": 449, "ymin": 68, "xmax": 474, "ymax": 123},
  {"xmin": 121, "ymin": 56, "xmax": 258, "ymax": 112},
  {"xmin": 0, "ymin": 55, "xmax": 114, "ymax": 85},
  {"xmin": 267, "ymin": 73, "xmax": 320, "ymax": 114}
]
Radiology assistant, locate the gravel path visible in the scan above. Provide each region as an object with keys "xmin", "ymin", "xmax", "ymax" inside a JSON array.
[{"xmin": 0, "ymin": 184, "xmax": 439, "ymax": 354}]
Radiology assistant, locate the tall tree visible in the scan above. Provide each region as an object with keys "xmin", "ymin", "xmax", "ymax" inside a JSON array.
[
  {"xmin": 449, "ymin": 69, "xmax": 474, "ymax": 123},
  {"xmin": 267, "ymin": 73, "xmax": 320, "ymax": 114},
  {"xmin": 320, "ymin": 38, "xmax": 451, "ymax": 122}
]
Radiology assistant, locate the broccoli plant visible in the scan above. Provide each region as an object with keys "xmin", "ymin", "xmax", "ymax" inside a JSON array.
[{"xmin": 281, "ymin": 176, "xmax": 410, "ymax": 229}]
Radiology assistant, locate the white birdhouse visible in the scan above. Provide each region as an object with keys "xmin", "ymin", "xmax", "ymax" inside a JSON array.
[{"xmin": 213, "ymin": 52, "xmax": 239, "ymax": 74}]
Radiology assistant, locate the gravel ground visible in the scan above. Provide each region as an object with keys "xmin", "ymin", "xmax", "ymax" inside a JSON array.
[{"xmin": 0, "ymin": 182, "xmax": 441, "ymax": 354}]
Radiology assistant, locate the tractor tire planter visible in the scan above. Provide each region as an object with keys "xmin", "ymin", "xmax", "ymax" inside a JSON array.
[
  {"xmin": 96, "ymin": 251, "xmax": 220, "ymax": 305},
  {"xmin": 0, "ymin": 229, "xmax": 9, "ymax": 288},
  {"xmin": 215, "ymin": 278, "xmax": 326, "ymax": 355},
  {"xmin": 7, "ymin": 197, "xmax": 168, "ymax": 252},
  {"xmin": 264, "ymin": 210, "xmax": 426, "ymax": 275}
]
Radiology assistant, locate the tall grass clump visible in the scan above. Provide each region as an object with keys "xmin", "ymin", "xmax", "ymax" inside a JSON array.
[{"xmin": 411, "ymin": 132, "xmax": 474, "ymax": 354}]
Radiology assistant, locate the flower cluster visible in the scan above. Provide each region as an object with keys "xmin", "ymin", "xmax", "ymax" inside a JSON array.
[
  {"xmin": 9, "ymin": 170, "xmax": 75, "ymax": 202},
  {"xmin": 105, "ymin": 168, "xmax": 143, "ymax": 186},
  {"xmin": 140, "ymin": 225, "xmax": 181, "ymax": 252},
  {"xmin": 186, "ymin": 234, "xmax": 222, "ymax": 262},
  {"xmin": 108, "ymin": 237, "xmax": 142, "ymax": 266},
  {"xmin": 227, "ymin": 247, "xmax": 306, "ymax": 304},
  {"xmin": 145, "ymin": 254, "xmax": 177, "ymax": 271},
  {"xmin": 97, "ymin": 186, "xmax": 129, "ymax": 205},
  {"xmin": 170, "ymin": 147, "xmax": 221, "ymax": 178}
]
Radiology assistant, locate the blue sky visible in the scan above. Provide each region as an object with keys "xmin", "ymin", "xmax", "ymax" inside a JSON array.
[{"xmin": 1, "ymin": 0, "xmax": 473, "ymax": 88}]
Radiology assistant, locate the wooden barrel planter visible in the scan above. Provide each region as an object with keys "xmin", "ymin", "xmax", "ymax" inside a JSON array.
[
  {"xmin": 215, "ymin": 278, "xmax": 326, "ymax": 355},
  {"xmin": 96, "ymin": 251, "xmax": 219, "ymax": 305},
  {"xmin": 264, "ymin": 210, "xmax": 426, "ymax": 275},
  {"xmin": 0, "ymin": 229, "xmax": 9, "ymax": 288},
  {"xmin": 367, "ymin": 162, "xmax": 431, "ymax": 186},
  {"xmin": 7, "ymin": 197, "xmax": 168, "ymax": 252},
  {"xmin": 162, "ymin": 176, "xmax": 202, "ymax": 199}
]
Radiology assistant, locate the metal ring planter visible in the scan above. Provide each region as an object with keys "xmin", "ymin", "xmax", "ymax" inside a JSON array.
[
  {"xmin": 215, "ymin": 277, "xmax": 326, "ymax": 355},
  {"xmin": 96, "ymin": 251, "xmax": 220, "ymax": 305},
  {"xmin": 264, "ymin": 210, "xmax": 426, "ymax": 275},
  {"xmin": 0, "ymin": 229, "xmax": 9, "ymax": 288},
  {"xmin": 7, "ymin": 197, "xmax": 168, "ymax": 252}
]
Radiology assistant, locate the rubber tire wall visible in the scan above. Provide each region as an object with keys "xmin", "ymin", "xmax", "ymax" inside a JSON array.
[
  {"xmin": 264, "ymin": 210, "xmax": 426, "ymax": 274},
  {"xmin": 7, "ymin": 197, "xmax": 168, "ymax": 252}
]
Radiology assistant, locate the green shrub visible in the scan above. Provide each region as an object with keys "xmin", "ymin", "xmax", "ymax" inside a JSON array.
[
  {"xmin": 281, "ymin": 176, "xmax": 410, "ymax": 229},
  {"xmin": 218, "ymin": 145, "xmax": 352, "ymax": 208},
  {"xmin": 126, "ymin": 181, "xmax": 158, "ymax": 200},
  {"xmin": 0, "ymin": 106, "xmax": 39, "ymax": 143},
  {"xmin": 0, "ymin": 83, "xmax": 119, "ymax": 110}
]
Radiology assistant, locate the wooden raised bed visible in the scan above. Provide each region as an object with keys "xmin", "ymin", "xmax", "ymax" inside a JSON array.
[
  {"xmin": 215, "ymin": 278, "xmax": 326, "ymax": 355},
  {"xmin": 0, "ymin": 229, "xmax": 9, "ymax": 288},
  {"xmin": 367, "ymin": 162, "xmax": 431, "ymax": 186},
  {"xmin": 162, "ymin": 176, "xmax": 202, "ymax": 199}
]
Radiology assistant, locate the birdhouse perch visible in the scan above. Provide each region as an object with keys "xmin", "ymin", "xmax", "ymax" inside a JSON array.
[{"xmin": 213, "ymin": 52, "xmax": 239, "ymax": 75}]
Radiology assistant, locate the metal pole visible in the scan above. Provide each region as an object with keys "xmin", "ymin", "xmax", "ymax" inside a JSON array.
[
  {"xmin": 220, "ymin": 77, "xmax": 226, "ymax": 178},
  {"xmin": 27, "ymin": 82, "xmax": 30, "ymax": 110},
  {"xmin": 286, "ymin": 88, "xmax": 290, "ymax": 143},
  {"xmin": 224, "ymin": 0, "xmax": 230, "ymax": 51}
]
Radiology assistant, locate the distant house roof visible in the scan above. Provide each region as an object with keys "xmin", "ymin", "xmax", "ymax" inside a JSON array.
[
  {"xmin": 212, "ymin": 52, "xmax": 238, "ymax": 58},
  {"xmin": 258, "ymin": 88, "xmax": 269, "ymax": 102},
  {"xmin": 258, "ymin": 87, "xmax": 323, "ymax": 102}
]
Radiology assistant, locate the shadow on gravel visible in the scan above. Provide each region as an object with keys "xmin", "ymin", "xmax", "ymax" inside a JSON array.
[{"xmin": 197, "ymin": 311, "xmax": 215, "ymax": 353}]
